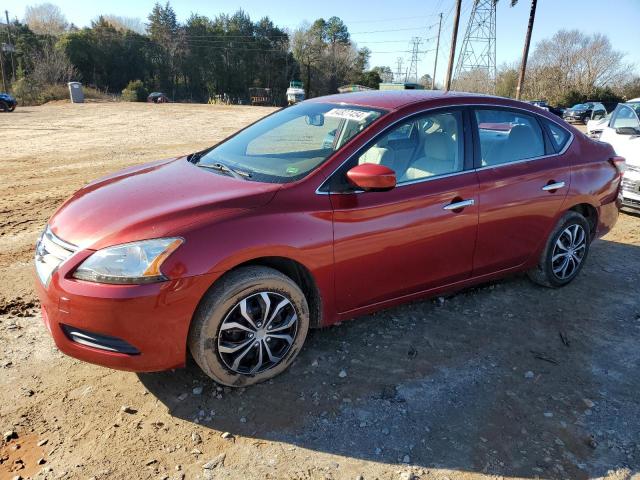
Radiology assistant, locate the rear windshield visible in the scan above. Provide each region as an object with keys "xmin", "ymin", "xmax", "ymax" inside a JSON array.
[{"xmin": 195, "ymin": 102, "xmax": 385, "ymax": 183}]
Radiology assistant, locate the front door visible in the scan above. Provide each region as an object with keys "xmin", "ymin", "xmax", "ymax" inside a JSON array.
[{"xmin": 329, "ymin": 109, "xmax": 479, "ymax": 313}]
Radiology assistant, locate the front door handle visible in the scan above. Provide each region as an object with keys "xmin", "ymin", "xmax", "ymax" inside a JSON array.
[
  {"xmin": 443, "ymin": 199, "xmax": 475, "ymax": 210},
  {"xmin": 542, "ymin": 181, "xmax": 566, "ymax": 191}
]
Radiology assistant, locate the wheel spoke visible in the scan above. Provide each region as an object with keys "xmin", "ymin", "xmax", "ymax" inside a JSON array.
[
  {"xmin": 552, "ymin": 252, "xmax": 567, "ymax": 262},
  {"xmin": 266, "ymin": 298, "xmax": 291, "ymax": 327},
  {"xmin": 231, "ymin": 340, "xmax": 256, "ymax": 371},
  {"xmin": 219, "ymin": 338, "xmax": 253, "ymax": 354},
  {"xmin": 266, "ymin": 333, "xmax": 293, "ymax": 345},
  {"xmin": 219, "ymin": 321, "xmax": 255, "ymax": 333},
  {"xmin": 264, "ymin": 340, "xmax": 282, "ymax": 363},
  {"xmin": 250, "ymin": 342, "xmax": 264, "ymax": 374},
  {"xmin": 554, "ymin": 256, "xmax": 569, "ymax": 275},
  {"xmin": 259, "ymin": 292, "xmax": 271, "ymax": 323},
  {"xmin": 268, "ymin": 313, "xmax": 298, "ymax": 332},
  {"xmin": 239, "ymin": 299, "xmax": 258, "ymax": 330},
  {"xmin": 555, "ymin": 237, "xmax": 569, "ymax": 251}
]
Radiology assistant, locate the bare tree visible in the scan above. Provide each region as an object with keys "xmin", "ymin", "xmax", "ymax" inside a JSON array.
[
  {"xmin": 24, "ymin": 3, "xmax": 68, "ymax": 36},
  {"xmin": 30, "ymin": 43, "xmax": 77, "ymax": 85},
  {"xmin": 100, "ymin": 15, "xmax": 145, "ymax": 34},
  {"xmin": 525, "ymin": 30, "xmax": 629, "ymax": 103}
]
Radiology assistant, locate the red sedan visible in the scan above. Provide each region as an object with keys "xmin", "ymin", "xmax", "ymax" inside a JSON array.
[{"xmin": 35, "ymin": 91, "xmax": 623, "ymax": 386}]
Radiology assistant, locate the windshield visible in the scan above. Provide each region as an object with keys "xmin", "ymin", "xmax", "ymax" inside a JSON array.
[
  {"xmin": 627, "ymin": 102, "xmax": 640, "ymax": 115},
  {"xmin": 571, "ymin": 103, "xmax": 588, "ymax": 110},
  {"xmin": 195, "ymin": 102, "xmax": 385, "ymax": 183}
]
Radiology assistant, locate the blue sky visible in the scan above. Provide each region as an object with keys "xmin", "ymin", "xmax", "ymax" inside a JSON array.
[{"xmin": 4, "ymin": 0, "xmax": 640, "ymax": 85}]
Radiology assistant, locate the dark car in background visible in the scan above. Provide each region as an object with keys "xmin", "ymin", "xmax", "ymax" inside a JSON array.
[
  {"xmin": 526, "ymin": 100, "xmax": 563, "ymax": 117},
  {"xmin": 147, "ymin": 92, "xmax": 170, "ymax": 103},
  {"xmin": 0, "ymin": 93, "xmax": 17, "ymax": 112},
  {"xmin": 563, "ymin": 102, "xmax": 606, "ymax": 124}
]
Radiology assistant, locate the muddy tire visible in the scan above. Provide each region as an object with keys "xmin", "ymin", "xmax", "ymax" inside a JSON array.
[
  {"xmin": 188, "ymin": 266, "xmax": 309, "ymax": 387},
  {"xmin": 527, "ymin": 211, "xmax": 591, "ymax": 288}
]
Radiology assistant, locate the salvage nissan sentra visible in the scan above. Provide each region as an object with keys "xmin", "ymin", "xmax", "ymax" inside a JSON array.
[{"xmin": 35, "ymin": 91, "xmax": 623, "ymax": 386}]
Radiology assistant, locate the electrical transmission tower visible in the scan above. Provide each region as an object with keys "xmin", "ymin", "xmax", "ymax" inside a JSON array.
[
  {"xmin": 395, "ymin": 57, "xmax": 404, "ymax": 83},
  {"xmin": 405, "ymin": 37, "xmax": 422, "ymax": 83},
  {"xmin": 453, "ymin": 0, "xmax": 497, "ymax": 93}
]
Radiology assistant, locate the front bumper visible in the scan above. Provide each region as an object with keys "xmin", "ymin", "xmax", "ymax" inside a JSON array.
[
  {"xmin": 621, "ymin": 170, "xmax": 640, "ymax": 212},
  {"xmin": 35, "ymin": 255, "xmax": 220, "ymax": 372}
]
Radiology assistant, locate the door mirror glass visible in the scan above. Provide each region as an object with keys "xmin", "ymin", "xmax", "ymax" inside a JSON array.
[
  {"xmin": 615, "ymin": 126, "xmax": 640, "ymax": 136},
  {"xmin": 305, "ymin": 114, "xmax": 324, "ymax": 127},
  {"xmin": 346, "ymin": 163, "xmax": 396, "ymax": 191}
]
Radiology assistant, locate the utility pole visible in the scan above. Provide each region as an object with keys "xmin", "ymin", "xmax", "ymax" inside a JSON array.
[
  {"xmin": 444, "ymin": 0, "xmax": 462, "ymax": 91},
  {"xmin": 432, "ymin": 12, "xmax": 443, "ymax": 89},
  {"xmin": 0, "ymin": 44, "xmax": 7, "ymax": 92},
  {"xmin": 515, "ymin": 0, "xmax": 537, "ymax": 100},
  {"xmin": 5, "ymin": 10, "xmax": 16, "ymax": 82}
]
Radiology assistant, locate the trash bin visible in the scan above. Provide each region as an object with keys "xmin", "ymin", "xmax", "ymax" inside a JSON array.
[{"xmin": 67, "ymin": 82, "xmax": 84, "ymax": 103}]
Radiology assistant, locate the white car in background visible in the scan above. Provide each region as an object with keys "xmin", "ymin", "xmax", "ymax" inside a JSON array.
[
  {"xmin": 599, "ymin": 101, "xmax": 640, "ymax": 212},
  {"xmin": 586, "ymin": 113, "xmax": 611, "ymax": 138}
]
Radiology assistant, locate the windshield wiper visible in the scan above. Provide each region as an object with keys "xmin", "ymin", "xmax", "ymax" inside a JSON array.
[{"xmin": 197, "ymin": 162, "xmax": 252, "ymax": 180}]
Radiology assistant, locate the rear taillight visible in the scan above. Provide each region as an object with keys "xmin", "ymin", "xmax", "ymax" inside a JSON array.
[{"xmin": 609, "ymin": 156, "xmax": 626, "ymax": 174}]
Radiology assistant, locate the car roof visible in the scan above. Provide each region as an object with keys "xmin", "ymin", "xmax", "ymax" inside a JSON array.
[{"xmin": 305, "ymin": 90, "xmax": 497, "ymax": 111}]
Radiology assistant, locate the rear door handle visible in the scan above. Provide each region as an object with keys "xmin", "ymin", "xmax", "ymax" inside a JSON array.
[
  {"xmin": 542, "ymin": 181, "xmax": 566, "ymax": 191},
  {"xmin": 443, "ymin": 199, "xmax": 475, "ymax": 210}
]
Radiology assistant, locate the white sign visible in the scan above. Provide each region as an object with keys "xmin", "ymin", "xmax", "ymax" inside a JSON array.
[{"xmin": 324, "ymin": 108, "xmax": 372, "ymax": 122}]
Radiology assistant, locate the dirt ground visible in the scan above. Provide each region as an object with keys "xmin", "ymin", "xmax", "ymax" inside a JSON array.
[{"xmin": 1, "ymin": 103, "xmax": 639, "ymax": 480}]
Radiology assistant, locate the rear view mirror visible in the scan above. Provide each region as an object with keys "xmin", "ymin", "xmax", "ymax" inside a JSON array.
[
  {"xmin": 305, "ymin": 114, "xmax": 324, "ymax": 127},
  {"xmin": 346, "ymin": 164, "xmax": 396, "ymax": 191},
  {"xmin": 616, "ymin": 127, "xmax": 640, "ymax": 136}
]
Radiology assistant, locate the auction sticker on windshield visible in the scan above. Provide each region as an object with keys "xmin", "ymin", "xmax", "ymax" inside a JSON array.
[{"xmin": 325, "ymin": 108, "xmax": 374, "ymax": 122}]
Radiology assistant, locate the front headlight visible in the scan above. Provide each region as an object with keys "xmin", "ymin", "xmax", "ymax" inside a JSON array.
[{"xmin": 72, "ymin": 237, "xmax": 183, "ymax": 284}]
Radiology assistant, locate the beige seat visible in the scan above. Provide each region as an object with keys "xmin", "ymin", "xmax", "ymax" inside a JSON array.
[
  {"xmin": 358, "ymin": 137, "xmax": 396, "ymax": 169},
  {"xmin": 404, "ymin": 132, "xmax": 457, "ymax": 180}
]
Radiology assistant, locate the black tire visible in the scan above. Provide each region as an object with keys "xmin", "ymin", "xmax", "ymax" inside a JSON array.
[
  {"xmin": 188, "ymin": 266, "xmax": 310, "ymax": 387},
  {"xmin": 528, "ymin": 211, "xmax": 591, "ymax": 288},
  {"xmin": 7, "ymin": 104, "xmax": 15, "ymax": 112},
  {"xmin": 0, "ymin": 101, "xmax": 8, "ymax": 112}
]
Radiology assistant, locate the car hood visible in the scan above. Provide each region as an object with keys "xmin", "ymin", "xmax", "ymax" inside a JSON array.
[{"xmin": 48, "ymin": 157, "xmax": 281, "ymax": 250}]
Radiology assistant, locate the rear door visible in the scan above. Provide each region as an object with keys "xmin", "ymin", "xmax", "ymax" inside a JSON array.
[
  {"xmin": 471, "ymin": 107, "xmax": 572, "ymax": 276},
  {"xmin": 327, "ymin": 108, "xmax": 479, "ymax": 313}
]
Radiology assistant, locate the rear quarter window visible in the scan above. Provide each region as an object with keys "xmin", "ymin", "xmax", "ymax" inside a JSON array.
[{"xmin": 545, "ymin": 120, "xmax": 570, "ymax": 152}]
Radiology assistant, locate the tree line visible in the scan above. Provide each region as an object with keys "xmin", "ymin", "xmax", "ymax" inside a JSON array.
[
  {"xmin": 3, "ymin": 3, "xmax": 639, "ymax": 107},
  {"xmin": 2, "ymin": 2, "xmax": 386, "ymax": 105}
]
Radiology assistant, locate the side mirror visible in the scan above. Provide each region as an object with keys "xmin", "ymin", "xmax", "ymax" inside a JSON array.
[
  {"xmin": 346, "ymin": 164, "xmax": 396, "ymax": 191},
  {"xmin": 616, "ymin": 126, "xmax": 640, "ymax": 136},
  {"xmin": 305, "ymin": 114, "xmax": 324, "ymax": 126}
]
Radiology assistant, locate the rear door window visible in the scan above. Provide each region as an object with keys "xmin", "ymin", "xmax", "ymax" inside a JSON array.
[
  {"xmin": 545, "ymin": 120, "xmax": 570, "ymax": 152},
  {"xmin": 474, "ymin": 109, "xmax": 545, "ymax": 167}
]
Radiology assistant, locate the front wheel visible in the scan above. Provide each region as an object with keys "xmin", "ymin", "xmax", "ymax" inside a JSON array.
[
  {"xmin": 528, "ymin": 211, "xmax": 591, "ymax": 288},
  {"xmin": 188, "ymin": 266, "xmax": 309, "ymax": 387}
]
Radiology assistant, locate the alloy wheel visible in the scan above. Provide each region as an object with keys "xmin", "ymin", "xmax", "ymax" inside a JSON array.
[
  {"xmin": 551, "ymin": 224, "xmax": 587, "ymax": 280},
  {"xmin": 217, "ymin": 292, "xmax": 298, "ymax": 375}
]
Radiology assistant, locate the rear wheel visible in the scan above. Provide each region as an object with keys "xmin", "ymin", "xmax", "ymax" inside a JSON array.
[
  {"xmin": 188, "ymin": 266, "xmax": 309, "ymax": 387},
  {"xmin": 528, "ymin": 211, "xmax": 590, "ymax": 288}
]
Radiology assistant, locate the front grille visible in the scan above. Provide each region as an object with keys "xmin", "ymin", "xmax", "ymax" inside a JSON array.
[
  {"xmin": 35, "ymin": 227, "xmax": 77, "ymax": 286},
  {"xmin": 622, "ymin": 177, "xmax": 640, "ymax": 194},
  {"xmin": 61, "ymin": 324, "xmax": 140, "ymax": 354}
]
